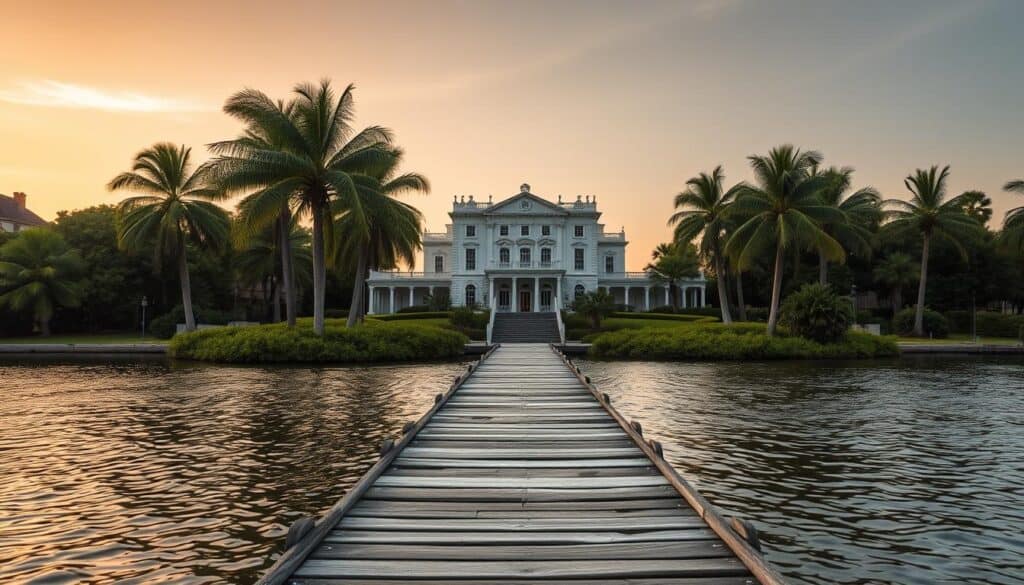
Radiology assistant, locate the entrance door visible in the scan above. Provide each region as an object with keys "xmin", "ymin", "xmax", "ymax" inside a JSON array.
[{"xmin": 519, "ymin": 290, "xmax": 531, "ymax": 312}]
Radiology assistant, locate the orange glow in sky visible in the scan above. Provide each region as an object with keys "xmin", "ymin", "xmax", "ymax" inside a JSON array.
[{"xmin": 1, "ymin": 0, "xmax": 1021, "ymax": 268}]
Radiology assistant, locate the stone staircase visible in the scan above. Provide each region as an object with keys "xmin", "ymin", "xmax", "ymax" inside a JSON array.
[{"xmin": 491, "ymin": 312, "xmax": 561, "ymax": 344}]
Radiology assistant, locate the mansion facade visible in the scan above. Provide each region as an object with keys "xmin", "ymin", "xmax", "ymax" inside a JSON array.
[{"xmin": 366, "ymin": 184, "xmax": 706, "ymax": 314}]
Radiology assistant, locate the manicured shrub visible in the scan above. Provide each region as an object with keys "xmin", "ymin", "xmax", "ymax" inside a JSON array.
[
  {"xmin": 397, "ymin": 304, "xmax": 431, "ymax": 314},
  {"xmin": 572, "ymin": 290, "xmax": 616, "ymax": 327},
  {"xmin": 611, "ymin": 311, "xmax": 713, "ymax": 322},
  {"xmin": 149, "ymin": 305, "xmax": 236, "ymax": 339},
  {"xmin": 169, "ymin": 320, "xmax": 468, "ymax": 363},
  {"xmin": 945, "ymin": 310, "xmax": 1024, "ymax": 338},
  {"xmin": 893, "ymin": 307, "xmax": 949, "ymax": 338},
  {"xmin": 744, "ymin": 307, "xmax": 769, "ymax": 322},
  {"xmin": 372, "ymin": 311, "xmax": 452, "ymax": 321},
  {"xmin": 779, "ymin": 283, "xmax": 854, "ymax": 343},
  {"xmin": 588, "ymin": 324, "xmax": 897, "ymax": 361}
]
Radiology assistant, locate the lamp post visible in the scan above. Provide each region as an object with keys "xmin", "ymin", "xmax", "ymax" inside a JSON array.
[{"xmin": 140, "ymin": 296, "xmax": 148, "ymax": 339}]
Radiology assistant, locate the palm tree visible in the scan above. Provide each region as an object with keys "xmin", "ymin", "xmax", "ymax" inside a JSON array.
[
  {"xmin": 669, "ymin": 165, "xmax": 743, "ymax": 323},
  {"xmin": 209, "ymin": 80, "xmax": 395, "ymax": 334},
  {"xmin": 572, "ymin": 289, "xmax": 616, "ymax": 328},
  {"xmin": 813, "ymin": 166, "xmax": 881, "ymax": 284},
  {"xmin": 883, "ymin": 166, "xmax": 982, "ymax": 336},
  {"xmin": 1001, "ymin": 180, "xmax": 1024, "ymax": 251},
  {"xmin": 872, "ymin": 252, "xmax": 918, "ymax": 311},
  {"xmin": 234, "ymin": 218, "xmax": 312, "ymax": 322},
  {"xmin": 0, "ymin": 229, "xmax": 84, "ymax": 336},
  {"xmin": 645, "ymin": 242, "xmax": 700, "ymax": 309},
  {"xmin": 332, "ymin": 149, "xmax": 428, "ymax": 327},
  {"xmin": 958, "ymin": 190, "xmax": 993, "ymax": 226},
  {"xmin": 108, "ymin": 143, "xmax": 229, "ymax": 332},
  {"xmin": 725, "ymin": 145, "xmax": 841, "ymax": 335}
]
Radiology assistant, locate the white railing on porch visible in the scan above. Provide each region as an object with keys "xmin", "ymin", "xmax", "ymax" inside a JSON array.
[
  {"xmin": 486, "ymin": 292, "xmax": 497, "ymax": 344},
  {"xmin": 554, "ymin": 295, "xmax": 565, "ymax": 344}
]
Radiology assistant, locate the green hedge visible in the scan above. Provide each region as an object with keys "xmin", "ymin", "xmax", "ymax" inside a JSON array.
[
  {"xmin": 371, "ymin": 311, "xmax": 452, "ymax": 321},
  {"xmin": 150, "ymin": 305, "xmax": 237, "ymax": 339},
  {"xmin": 893, "ymin": 308, "xmax": 949, "ymax": 338},
  {"xmin": 169, "ymin": 320, "xmax": 468, "ymax": 363},
  {"xmin": 945, "ymin": 310, "xmax": 1024, "ymax": 339},
  {"xmin": 588, "ymin": 324, "xmax": 898, "ymax": 360},
  {"xmin": 610, "ymin": 312, "xmax": 713, "ymax": 322}
]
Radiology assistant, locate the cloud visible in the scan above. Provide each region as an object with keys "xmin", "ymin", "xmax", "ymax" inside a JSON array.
[{"xmin": 0, "ymin": 79, "xmax": 210, "ymax": 112}]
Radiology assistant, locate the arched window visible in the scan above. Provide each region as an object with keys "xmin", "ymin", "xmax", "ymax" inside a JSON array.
[
  {"xmin": 465, "ymin": 284, "xmax": 477, "ymax": 306},
  {"xmin": 519, "ymin": 247, "xmax": 531, "ymax": 265},
  {"xmin": 499, "ymin": 247, "xmax": 510, "ymax": 266},
  {"xmin": 574, "ymin": 284, "xmax": 586, "ymax": 298}
]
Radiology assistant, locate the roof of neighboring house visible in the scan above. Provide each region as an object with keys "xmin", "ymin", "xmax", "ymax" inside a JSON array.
[{"xmin": 0, "ymin": 193, "xmax": 47, "ymax": 227}]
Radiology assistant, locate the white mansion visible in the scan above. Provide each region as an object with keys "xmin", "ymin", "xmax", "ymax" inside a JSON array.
[{"xmin": 366, "ymin": 184, "xmax": 706, "ymax": 314}]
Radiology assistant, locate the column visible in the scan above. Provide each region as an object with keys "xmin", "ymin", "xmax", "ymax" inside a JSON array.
[
  {"xmin": 533, "ymin": 277, "xmax": 540, "ymax": 312},
  {"xmin": 625, "ymin": 286, "xmax": 632, "ymax": 311},
  {"xmin": 389, "ymin": 286, "xmax": 395, "ymax": 314},
  {"xmin": 512, "ymin": 277, "xmax": 518, "ymax": 312},
  {"xmin": 408, "ymin": 286, "xmax": 414, "ymax": 308},
  {"xmin": 682, "ymin": 287, "xmax": 688, "ymax": 309},
  {"xmin": 665, "ymin": 285, "xmax": 670, "ymax": 306},
  {"xmin": 368, "ymin": 286, "xmax": 376, "ymax": 314},
  {"xmin": 699, "ymin": 286, "xmax": 705, "ymax": 308},
  {"xmin": 644, "ymin": 286, "xmax": 650, "ymax": 311}
]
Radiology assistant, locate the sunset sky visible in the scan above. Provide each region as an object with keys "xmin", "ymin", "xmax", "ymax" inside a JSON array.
[{"xmin": 1, "ymin": 0, "xmax": 1021, "ymax": 268}]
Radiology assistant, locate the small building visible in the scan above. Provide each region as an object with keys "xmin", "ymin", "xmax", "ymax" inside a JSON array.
[
  {"xmin": 366, "ymin": 184, "xmax": 706, "ymax": 313},
  {"xmin": 0, "ymin": 192, "xmax": 47, "ymax": 233}
]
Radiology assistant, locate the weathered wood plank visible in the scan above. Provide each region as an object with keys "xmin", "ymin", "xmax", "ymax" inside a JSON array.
[
  {"xmin": 311, "ymin": 540, "xmax": 731, "ymax": 561},
  {"xmin": 337, "ymin": 516, "xmax": 703, "ymax": 532},
  {"xmin": 372, "ymin": 475, "xmax": 669, "ymax": 488},
  {"xmin": 289, "ymin": 578, "xmax": 753, "ymax": 585},
  {"xmin": 361, "ymin": 485, "xmax": 682, "ymax": 502},
  {"xmin": 293, "ymin": 558, "xmax": 748, "ymax": 579},
  {"xmin": 350, "ymin": 498, "xmax": 686, "ymax": 513},
  {"xmin": 393, "ymin": 457, "xmax": 650, "ymax": 468},
  {"xmin": 324, "ymin": 528, "xmax": 721, "ymax": 545}
]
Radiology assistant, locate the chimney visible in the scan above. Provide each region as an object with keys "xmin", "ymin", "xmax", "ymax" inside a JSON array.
[{"xmin": 13, "ymin": 192, "xmax": 26, "ymax": 209}]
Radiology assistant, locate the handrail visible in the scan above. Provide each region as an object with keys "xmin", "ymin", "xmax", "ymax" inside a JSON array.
[
  {"xmin": 486, "ymin": 292, "xmax": 497, "ymax": 344},
  {"xmin": 554, "ymin": 295, "xmax": 565, "ymax": 344}
]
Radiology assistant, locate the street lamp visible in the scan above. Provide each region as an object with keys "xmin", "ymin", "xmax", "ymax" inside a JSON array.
[{"xmin": 140, "ymin": 296, "xmax": 148, "ymax": 339}]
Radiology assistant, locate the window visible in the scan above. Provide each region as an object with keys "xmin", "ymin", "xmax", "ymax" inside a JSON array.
[
  {"xmin": 574, "ymin": 248, "xmax": 585, "ymax": 270},
  {"xmin": 605, "ymin": 255, "xmax": 614, "ymax": 273},
  {"xmin": 574, "ymin": 225, "xmax": 584, "ymax": 238},
  {"xmin": 541, "ymin": 225, "xmax": 550, "ymax": 236},
  {"xmin": 499, "ymin": 247, "xmax": 510, "ymax": 265},
  {"xmin": 466, "ymin": 225, "xmax": 476, "ymax": 237},
  {"xmin": 519, "ymin": 247, "xmax": 531, "ymax": 265},
  {"xmin": 465, "ymin": 248, "xmax": 476, "ymax": 270},
  {"xmin": 540, "ymin": 248, "xmax": 551, "ymax": 266},
  {"xmin": 574, "ymin": 284, "xmax": 586, "ymax": 298},
  {"xmin": 465, "ymin": 284, "xmax": 476, "ymax": 306},
  {"xmin": 499, "ymin": 286, "xmax": 511, "ymax": 308},
  {"xmin": 521, "ymin": 225, "xmax": 530, "ymax": 236},
  {"xmin": 499, "ymin": 225, "xmax": 509, "ymax": 236},
  {"xmin": 434, "ymin": 255, "xmax": 444, "ymax": 273}
]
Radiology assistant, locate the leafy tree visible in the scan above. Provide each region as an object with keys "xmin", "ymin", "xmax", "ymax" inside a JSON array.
[
  {"xmin": 872, "ymin": 252, "xmax": 918, "ymax": 311},
  {"xmin": 572, "ymin": 289, "xmax": 616, "ymax": 328},
  {"xmin": 0, "ymin": 229, "xmax": 84, "ymax": 336},
  {"xmin": 883, "ymin": 166, "xmax": 982, "ymax": 336},
  {"xmin": 644, "ymin": 242, "xmax": 700, "ymax": 309},
  {"xmin": 669, "ymin": 165, "xmax": 742, "ymax": 323},
  {"xmin": 108, "ymin": 143, "xmax": 230, "ymax": 332},
  {"xmin": 813, "ymin": 166, "xmax": 881, "ymax": 284},
  {"xmin": 209, "ymin": 80, "xmax": 395, "ymax": 334},
  {"xmin": 726, "ymin": 145, "xmax": 839, "ymax": 335},
  {"xmin": 1002, "ymin": 180, "xmax": 1024, "ymax": 252},
  {"xmin": 331, "ymin": 148, "xmax": 428, "ymax": 327},
  {"xmin": 958, "ymin": 190, "xmax": 993, "ymax": 226}
]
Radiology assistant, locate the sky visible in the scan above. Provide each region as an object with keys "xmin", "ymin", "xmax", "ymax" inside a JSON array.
[{"xmin": 1, "ymin": 0, "xmax": 1021, "ymax": 268}]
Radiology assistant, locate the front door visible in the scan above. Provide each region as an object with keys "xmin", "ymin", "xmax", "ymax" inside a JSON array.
[{"xmin": 519, "ymin": 290, "xmax": 531, "ymax": 312}]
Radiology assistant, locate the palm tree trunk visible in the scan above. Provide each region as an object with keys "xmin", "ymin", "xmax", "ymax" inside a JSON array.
[
  {"xmin": 766, "ymin": 241, "xmax": 785, "ymax": 336},
  {"xmin": 39, "ymin": 308, "xmax": 52, "ymax": 337},
  {"xmin": 913, "ymin": 234, "xmax": 930, "ymax": 336},
  {"xmin": 178, "ymin": 249, "xmax": 196, "ymax": 332},
  {"xmin": 311, "ymin": 204, "xmax": 327, "ymax": 335},
  {"xmin": 346, "ymin": 244, "xmax": 369, "ymax": 328},
  {"xmin": 713, "ymin": 247, "xmax": 733, "ymax": 324},
  {"xmin": 818, "ymin": 254, "xmax": 828, "ymax": 285},
  {"xmin": 278, "ymin": 210, "xmax": 297, "ymax": 327},
  {"xmin": 272, "ymin": 277, "xmax": 282, "ymax": 323},
  {"xmin": 735, "ymin": 271, "xmax": 747, "ymax": 321}
]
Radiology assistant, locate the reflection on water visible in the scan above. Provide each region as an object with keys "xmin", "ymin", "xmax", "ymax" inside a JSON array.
[
  {"xmin": 578, "ymin": 356, "xmax": 1024, "ymax": 585},
  {"xmin": 0, "ymin": 356, "xmax": 1022, "ymax": 584},
  {"xmin": 0, "ymin": 357, "xmax": 466, "ymax": 584}
]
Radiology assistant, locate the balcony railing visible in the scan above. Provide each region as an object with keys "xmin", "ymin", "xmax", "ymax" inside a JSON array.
[
  {"xmin": 488, "ymin": 259, "xmax": 562, "ymax": 270},
  {"xmin": 370, "ymin": 271, "xmax": 451, "ymax": 280}
]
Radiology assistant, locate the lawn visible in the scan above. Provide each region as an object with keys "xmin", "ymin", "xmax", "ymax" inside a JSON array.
[
  {"xmin": 896, "ymin": 333, "xmax": 1021, "ymax": 346},
  {"xmin": 0, "ymin": 333, "xmax": 167, "ymax": 345}
]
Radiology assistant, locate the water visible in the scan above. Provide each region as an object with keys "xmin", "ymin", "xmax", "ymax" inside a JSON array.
[
  {"xmin": 579, "ymin": 356, "xmax": 1024, "ymax": 585},
  {"xmin": 0, "ymin": 356, "xmax": 1021, "ymax": 584}
]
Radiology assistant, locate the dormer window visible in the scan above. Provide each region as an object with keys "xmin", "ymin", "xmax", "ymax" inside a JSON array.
[
  {"xmin": 521, "ymin": 225, "xmax": 530, "ymax": 236},
  {"xmin": 466, "ymin": 225, "xmax": 476, "ymax": 237},
  {"xmin": 499, "ymin": 225, "xmax": 509, "ymax": 236},
  {"xmin": 574, "ymin": 225, "xmax": 584, "ymax": 238}
]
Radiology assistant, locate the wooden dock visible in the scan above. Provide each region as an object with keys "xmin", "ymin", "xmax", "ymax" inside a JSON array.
[{"xmin": 258, "ymin": 344, "xmax": 786, "ymax": 585}]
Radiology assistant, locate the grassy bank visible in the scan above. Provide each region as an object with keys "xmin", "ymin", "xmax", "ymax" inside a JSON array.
[
  {"xmin": 169, "ymin": 319, "xmax": 467, "ymax": 363},
  {"xmin": 0, "ymin": 333, "xmax": 166, "ymax": 345},
  {"xmin": 588, "ymin": 323, "xmax": 898, "ymax": 360}
]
